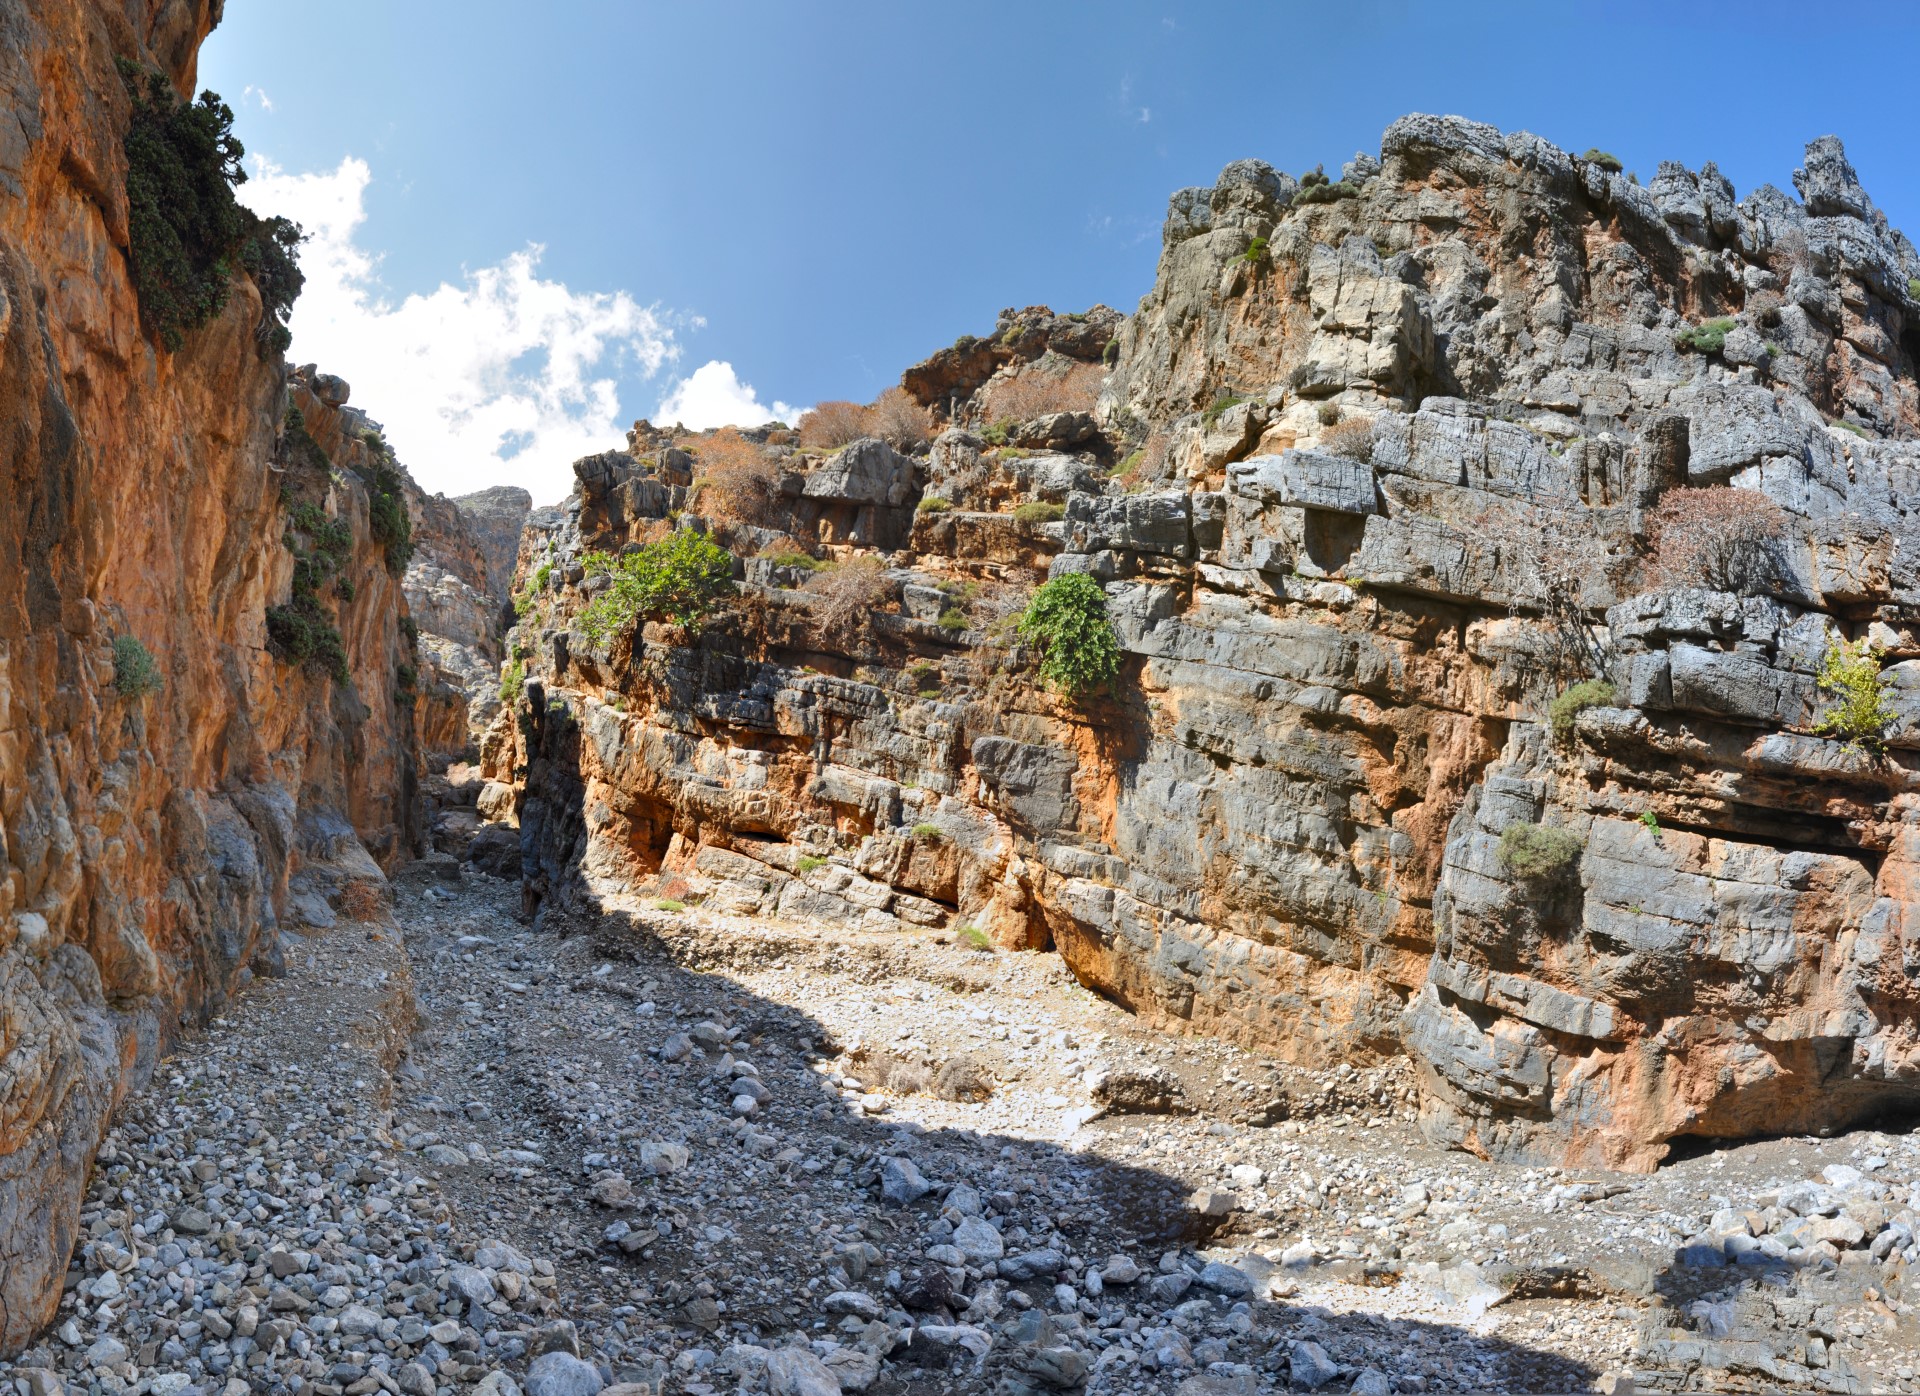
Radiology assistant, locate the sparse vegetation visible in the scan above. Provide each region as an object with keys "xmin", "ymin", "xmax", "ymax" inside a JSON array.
[
  {"xmin": 266, "ymin": 599, "xmax": 349, "ymax": 684},
  {"xmin": 119, "ymin": 65, "xmax": 302, "ymax": 352},
  {"xmin": 793, "ymin": 387, "xmax": 930, "ymax": 452},
  {"xmin": 956, "ymin": 922, "xmax": 992, "ymax": 952},
  {"xmin": 1547, "ymin": 679, "xmax": 1617, "ymax": 744},
  {"xmin": 651, "ymin": 899, "xmax": 687, "ymax": 913},
  {"xmin": 499, "ymin": 657, "xmax": 525, "ymax": 706},
  {"xmin": 1581, "ymin": 149, "xmax": 1624, "ymax": 173},
  {"xmin": 1242, "ymin": 235, "xmax": 1269, "ymax": 264},
  {"xmin": 937, "ymin": 607, "xmax": 970, "ymax": 633},
  {"xmin": 579, "ymin": 531, "xmax": 736, "ymax": 644},
  {"xmin": 1315, "ymin": 401, "xmax": 1342, "ymax": 427},
  {"xmin": 1295, "ymin": 166, "xmax": 1360, "ymax": 205},
  {"xmin": 803, "ymin": 556, "xmax": 894, "ymax": 642},
  {"xmin": 1832, "ymin": 418, "xmax": 1868, "ymax": 437},
  {"xmin": 355, "ymin": 428, "xmax": 414, "ymax": 575},
  {"xmin": 910, "ymin": 823, "xmax": 943, "ymax": 841},
  {"xmin": 1202, "ymin": 392, "xmax": 1247, "ymax": 426},
  {"xmin": 1813, "ymin": 635, "xmax": 1897, "ymax": 753},
  {"xmin": 1908, "ymin": 277, "xmax": 1920, "ymax": 301},
  {"xmin": 797, "ymin": 400, "xmax": 871, "ymax": 450},
  {"xmin": 1497, "ymin": 822, "xmax": 1584, "ymax": 882},
  {"xmin": 1645, "ymin": 487, "xmax": 1787, "ymax": 593},
  {"xmin": 1638, "ymin": 810, "xmax": 1661, "ymax": 835},
  {"xmin": 112, "ymin": 634, "xmax": 162, "ymax": 699},
  {"xmin": 759, "ymin": 545, "xmax": 820, "ymax": 571},
  {"xmin": 978, "ymin": 359, "xmax": 1104, "ymax": 424},
  {"xmin": 1012, "ymin": 500, "xmax": 1065, "ymax": 527},
  {"xmin": 1016, "ymin": 572, "xmax": 1120, "ymax": 699},
  {"xmin": 796, "ymin": 855, "xmax": 827, "ymax": 874},
  {"xmin": 1320, "ymin": 416, "xmax": 1373, "ymax": 461},
  {"xmin": 917, "ymin": 496, "xmax": 952, "ymax": 514},
  {"xmin": 1673, "ymin": 317, "xmax": 1738, "ymax": 354},
  {"xmin": 692, "ymin": 427, "xmax": 780, "ymax": 525}
]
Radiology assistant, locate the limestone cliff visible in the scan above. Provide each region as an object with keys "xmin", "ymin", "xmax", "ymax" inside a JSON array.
[
  {"xmin": 0, "ymin": 1, "xmax": 420, "ymax": 1352},
  {"xmin": 486, "ymin": 115, "xmax": 1920, "ymax": 1177}
]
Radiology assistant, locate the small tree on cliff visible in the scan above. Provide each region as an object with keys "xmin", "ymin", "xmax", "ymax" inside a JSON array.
[
  {"xmin": 1016, "ymin": 573, "xmax": 1121, "ymax": 699},
  {"xmin": 579, "ymin": 530, "xmax": 736, "ymax": 646}
]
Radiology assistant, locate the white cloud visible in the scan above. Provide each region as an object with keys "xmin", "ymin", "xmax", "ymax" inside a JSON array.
[
  {"xmin": 656, "ymin": 360, "xmax": 798, "ymax": 431},
  {"xmin": 242, "ymin": 85, "xmax": 274, "ymax": 113},
  {"xmin": 236, "ymin": 156, "xmax": 681, "ymax": 505}
]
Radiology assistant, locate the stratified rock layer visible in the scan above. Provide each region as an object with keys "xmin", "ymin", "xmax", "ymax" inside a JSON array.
[
  {"xmin": 0, "ymin": 1, "xmax": 418, "ymax": 1352},
  {"xmin": 489, "ymin": 114, "xmax": 1920, "ymax": 1178}
]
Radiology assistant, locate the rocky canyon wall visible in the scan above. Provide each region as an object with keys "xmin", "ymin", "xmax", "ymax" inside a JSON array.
[
  {"xmin": 483, "ymin": 116, "xmax": 1920, "ymax": 1179},
  {"xmin": 0, "ymin": 1, "xmax": 425, "ymax": 1353}
]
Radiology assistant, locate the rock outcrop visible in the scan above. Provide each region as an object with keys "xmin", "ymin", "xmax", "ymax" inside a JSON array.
[
  {"xmin": 486, "ymin": 115, "xmax": 1920, "ymax": 1176},
  {"xmin": 0, "ymin": 1, "xmax": 421, "ymax": 1353}
]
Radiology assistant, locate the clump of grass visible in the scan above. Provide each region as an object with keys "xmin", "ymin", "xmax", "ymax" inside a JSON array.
[
  {"xmin": 1241, "ymin": 235, "xmax": 1269, "ymax": 265},
  {"xmin": 1831, "ymin": 418, "xmax": 1868, "ymax": 438},
  {"xmin": 1497, "ymin": 823, "xmax": 1583, "ymax": 882},
  {"xmin": 910, "ymin": 823, "xmax": 943, "ymax": 842},
  {"xmin": 796, "ymin": 854, "xmax": 827, "ymax": 874},
  {"xmin": 1315, "ymin": 401, "xmax": 1342, "ymax": 426},
  {"xmin": 981, "ymin": 421, "xmax": 1012, "ymax": 447},
  {"xmin": 1012, "ymin": 500, "xmax": 1065, "ymax": 527},
  {"xmin": 112, "ymin": 634, "xmax": 162, "ymax": 699},
  {"xmin": 760, "ymin": 546, "xmax": 820, "ymax": 571},
  {"xmin": 651, "ymin": 899, "xmax": 686, "ymax": 913},
  {"xmin": 1907, "ymin": 276, "xmax": 1920, "ymax": 301},
  {"xmin": 937, "ymin": 608, "xmax": 970, "ymax": 633},
  {"xmin": 499, "ymin": 657, "xmax": 525, "ymax": 706},
  {"xmin": 1673, "ymin": 317, "xmax": 1737, "ymax": 354},
  {"xmin": 1580, "ymin": 149, "xmax": 1624, "ymax": 173},
  {"xmin": 1201, "ymin": 392, "xmax": 1247, "ymax": 426},
  {"xmin": 917, "ymin": 496, "xmax": 953, "ymax": 514},
  {"xmin": 955, "ymin": 922, "xmax": 992, "ymax": 952},
  {"xmin": 1547, "ymin": 679, "xmax": 1617, "ymax": 744}
]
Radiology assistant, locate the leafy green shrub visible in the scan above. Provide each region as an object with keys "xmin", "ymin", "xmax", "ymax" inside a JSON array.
[
  {"xmin": 119, "ymin": 66, "xmax": 303, "ymax": 352},
  {"xmin": 1497, "ymin": 823, "xmax": 1583, "ymax": 881},
  {"xmin": 1581, "ymin": 148, "xmax": 1624, "ymax": 173},
  {"xmin": 355, "ymin": 429, "xmax": 413, "ymax": 575},
  {"xmin": 499, "ymin": 657, "xmax": 525, "ymax": 706},
  {"xmin": 1547, "ymin": 679, "xmax": 1617, "ymax": 744},
  {"xmin": 112, "ymin": 634, "xmax": 162, "ymax": 699},
  {"xmin": 981, "ymin": 421, "xmax": 1012, "ymax": 447},
  {"xmin": 1102, "ymin": 337, "xmax": 1119, "ymax": 367},
  {"xmin": 937, "ymin": 607, "xmax": 970, "ymax": 633},
  {"xmin": 282, "ymin": 405, "xmax": 331, "ymax": 474},
  {"xmin": 910, "ymin": 823, "xmax": 943, "ymax": 841},
  {"xmin": 266, "ymin": 599, "xmax": 348, "ymax": 683},
  {"xmin": 1016, "ymin": 572, "xmax": 1120, "ymax": 698},
  {"xmin": 531, "ymin": 561, "xmax": 553, "ymax": 592},
  {"xmin": 1638, "ymin": 810, "xmax": 1661, "ymax": 834},
  {"xmin": 1012, "ymin": 500, "xmax": 1065, "ymax": 526},
  {"xmin": 579, "ymin": 531, "xmax": 736, "ymax": 644},
  {"xmin": 1813, "ymin": 636, "xmax": 1896, "ymax": 752},
  {"xmin": 1202, "ymin": 392, "xmax": 1247, "ymax": 425},
  {"xmin": 917, "ymin": 496, "xmax": 953, "ymax": 514},
  {"xmin": 401, "ymin": 616, "xmax": 419, "ymax": 649},
  {"xmin": 796, "ymin": 854, "xmax": 827, "ymax": 874},
  {"xmin": 1673, "ymin": 317, "xmax": 1737, "ymax": 354},
  {"xmin": 1242, "ymin": 235, "xmax": 1269, "ymax": 264}
]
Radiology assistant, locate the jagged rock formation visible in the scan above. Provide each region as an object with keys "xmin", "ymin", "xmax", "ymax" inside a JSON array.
[
  {"xmin": 0, "ymin": 2, "xmax": 420, "ymax": 1354},
  {"xmin": 488, "ymin": 114, "xmax": 1920, "ymax": 1176}
]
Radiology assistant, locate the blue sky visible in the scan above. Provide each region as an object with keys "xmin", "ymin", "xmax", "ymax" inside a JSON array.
[{"xmin": 202, "ymin": 0, "xmax": 1920, "ymax": 503}]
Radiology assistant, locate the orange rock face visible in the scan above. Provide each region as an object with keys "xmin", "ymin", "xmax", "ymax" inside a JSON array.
[{"xmin": 0, "ymin": 1, "xmax": 418, "ymax": 1352}]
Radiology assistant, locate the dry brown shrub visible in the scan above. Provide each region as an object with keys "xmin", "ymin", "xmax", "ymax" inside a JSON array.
[
  {"xmin": 338, "ymin": 879, "xmax": 385, "ymax": 922},
  {"xmin": 798, "ymin": 400, "xmax": 871, "ymax": 450},
  {"xmin": 693, "ymin": 427, "xmax": 779, "ymax": 525},
  {"xmin": 1475, "ymin": 499, "xmax": 1617, "ymax": 678},
  {"xmin": 1646, "ymin": 487, "xmax": 1788, "ymax": 593},
  {"xmin": 1319, "ymin": 416, "xmax": 1374, "ymax": 462},
  {"xmin": 933, "ymin": 1053, "xmax": 993, "ymax": 1102},
  {"xmin": 867, "ymin": 386, "xmax": 931, "ymax": 450},
  {"xmin": 803, "ymin": 555, "xmax": 894, "ymax": 642},
  {"xmin": 979, "ymin": 360, "xmax": 1104, "ymax": 424}
]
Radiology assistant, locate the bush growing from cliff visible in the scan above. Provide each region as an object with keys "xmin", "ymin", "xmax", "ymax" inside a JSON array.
[
  {"xmin": 1016, "ymin": 573, "xmax": 1120, "ymax": 699},
  {"xmin": 979, "ymin": 360, "xmax": 1104, "ymax": 426},
  {"xmin": 112, "ymin": 635, "xmax": 162, "ymax": 699},
  {"xmin": 693, "ymin": 428, "xmax": 780, "ymax": 525},
  {"xmin": 119, "ymin": 66, "xmax": 303, "ymax": 352},
  {"xmin": 1645, "ymin": 487, "xmax": 1786, "ymax": 593},
  {"xmin": 1013, "ymin": 501, "xmax": 1065, "ymax": 527},
  {"xmin": 798, "ymin": 400, "xmax": 873, "ymax": 450},
  {"xmin": 1547, "ymin": 679, "xmax": 1616, "ymax": 744},
  {"xmin": 1202, "ymin": 393, "xmax": 1248, "ymax": 426},
  {"xmin": 1320, "ymin": 416, "xmax": 1373, "ymax": 461},
  {"xmin": 1580, "ymin": 149, "xmax": 1624, "ymax": 173},
  {"xmin": 1672, "ymin": 317, "xmax": 1737, "ymax": 354},
  {"xmin": 917, "ymin": 496, "xmax": 952, "ymax": 514},
  {"xmin": 355, "ymin": 429, "xmax": 414, "ymax": 576},
  {"xmin": 266, "ymin": 599, "xmax": 349, "ymax": 684},
  {"xmin": 1497, "ymin": 823, "xmax": 1583, "ymax": 882},
  {"xmin": 1813, "ymin": 636, "xmax": 1897, "ymax": 753},
  {"xmin": 580, "ymin": 531, "xmax": 736, "ymax": 644},
  {"xmin": 803, "ymin": 556, "xmax": 893, "ymax": 642},
  {"xmin": 499, "ymin": 657, "xmax": 526, "ymax": 706}
]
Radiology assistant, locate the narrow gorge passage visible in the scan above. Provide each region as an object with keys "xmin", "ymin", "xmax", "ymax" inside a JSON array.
[{"xmin": 14, "ymin": 867, "xmax": 1920, "ymax": 1395}]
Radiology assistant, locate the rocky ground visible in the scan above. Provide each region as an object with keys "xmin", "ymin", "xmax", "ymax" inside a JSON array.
[{"xmin": 7, "ymin": 865, "xmax": 1920, "ymax": 1396}]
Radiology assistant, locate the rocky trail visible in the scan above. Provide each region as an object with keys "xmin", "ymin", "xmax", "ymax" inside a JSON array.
[{"xmin": 7, "ymin": 866, "xmax": 1920, "ymax": 1396}]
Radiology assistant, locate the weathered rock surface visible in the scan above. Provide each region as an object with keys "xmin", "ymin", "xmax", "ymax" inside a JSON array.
[
  {"xmin": 480, "ymin": 114, "xmax": 1920, "ymax": 1182},
  {"xmin": 0, "ymin": 0, "xmax": 419, "ymax": 1354}
]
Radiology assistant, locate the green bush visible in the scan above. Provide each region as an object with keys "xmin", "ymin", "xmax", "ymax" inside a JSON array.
[
  {"xmin": 981, "ymin": 421, "xmax": 1013, "ymax": 447},
  {"xmin": 282, "ymin": 406, "xmax": 331, "ymax": 475},
  {"xmin": 910, "ymin": 823, "xmax": 943, "ymax": 841},
  {"xmin": 119, "ymin": 66, "xmax": 302, "ymax": 352},
  {"xmin": 1295, "ymin": 180, "xmax": 1359, "ymax": 205},
  {"xmin": 499, "ymin": 657, "xmax": 525, "ymax": 706},
  {"xmin": 1242, "ymin": 235, "xmax": 1269, "ymax": 264},
  {"xmin": 937, "ymin": 607, "xmax": 970, "ymax": 633},
  {"xmin": 579, "ymin": 530, "xmax": 736, "ymax": 644},
  {"xmin": 1907, "ymin": 277, "xmax": 1920, "ymax": 302},
  {"xmin": 1012, "ymin": 500, "xmax": 1065, "ymax": 526},
  {"xmin": 112, "ymin": 634, "xmax": 162, "ymax": 699},
  {"xmin": 917, "ymin": 496, "xmax": 953, "ymax": 514},
  {"xmin": 1497, "ymin": 823, "xmax": 1583, "ymax": 881},
  {"xmin": 356, "ymin": 428, "xmax": 413, "ymax": 575},
  {"xmin": 1202, "ymin": 392, "xmax": 1247, "ymax": 425},
  {"xmin": 1581, "ymin": 148, "xmax": 1624, "ymax": 173},
  {"xmin": 796, "ymin": 854, "xmax": 827, "ymax": 874},
  {"xmin": 1673, "ymin": 317, "xmax": 1737, "ymax": 354},
  {"xmin": 1016, "ymin": 572, "xmax": 1120, "ymax": 698},
  {"xmin": 1813, "ymin": 636, "xmax": 1896, "ymax": 753},
  {"xmin": 1102, "ymin": 337, "xmax": 1119, "ymax": 367},
  {"xmin": 761, "ymin": 547, "xmax": 821, "ymax": 570},
  {"xmin": 1547, "ymin": 679, "xmax": 1617, "ymax": 744},
  {"xmin": 531, "ymin": 560, "xmax": 554, "ymax": 592},
  {"xmin": 266, "ymin": 598, "xmax": 348, "ymax": 683}
]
